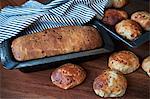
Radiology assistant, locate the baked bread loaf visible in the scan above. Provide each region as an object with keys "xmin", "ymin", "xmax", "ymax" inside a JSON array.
[
  {"xmin": 115, "ymin": 19, "xmax": 142, "ymax": 40},
  {"xmin": 93, "ymin": 69, "xmax": 127, "ymax": 98},
  {"xmin": 108, "ymin": 51, "xmax": 140, "ymax": 74},
  {"xmin": 102, "ymin": 9, "xmax": 128, "ymax": 26},
  {"xmin": 51, "ymin": 63, "xmax": 86, "ymax": 89},
  {"xmin": 112, "ymin": 0, "xmax": 127, "ymax": 8},
  {"xmin": 11, "ymin": 26, "xmax": 102, "ymax": 61},
  {"xmin": 131, "ymin": 11, "xmax": 150, "ymax": 31},
  {"xmin": 142, "ymin": 56, "xmax": 150, "ymax": 77}
]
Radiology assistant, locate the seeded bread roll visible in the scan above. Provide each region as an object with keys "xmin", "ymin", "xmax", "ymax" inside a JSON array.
[
  {"xmin": 106, "ymin": 0, "xmax": 127, "ymax": 8},
  {"xmin": 51, "ymin": 63, "xmax": 86, "ymax": 89},
  {"xmin": 93, "ymin": 69, "xmax": 127, "ymax": 98},
  {"xmin": 11, "ymin": 26, "xmax": 102, "ymax": 61},
  {"xmin": 112, "ymin": 0, "xmax": 127, "ymax": 8},
  {"xmin": 108, "ymin": 51, "xmax": 140, "ymax": 74},
  {"xmin": 131, "ymin": 11, "xmax": 150, "ymax": 31},
  {"xmin": 142, "ymin": 56, "xmax": 150, "ymax": 77},
  {"xmin": 102, "ymin": 9, "xmax": 128, "ymax": 26},
  {"xmin": 115, "ymin": 19, "xmax": 142, "ymax": 40}
]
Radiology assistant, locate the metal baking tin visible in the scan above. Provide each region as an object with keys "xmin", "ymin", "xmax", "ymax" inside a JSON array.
[
  {"xmin": 98, "ymin": 0, "xmax": 150, "ymax": 48},
  {"xmin": 0, "ymin": 19, "xmax": 114, "ymax": 69}
]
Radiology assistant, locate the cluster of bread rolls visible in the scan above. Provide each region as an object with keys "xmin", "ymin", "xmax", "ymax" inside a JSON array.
[
  {"xmin": 50, "ymin": 50, "xmax": 149, "ymax": 98},
  {"xmin": 93, "ymin": 51, "xmax": 138, "ymax": 97},
  {"xmin": 103, "ymin": 0, "xmax": 150, "ymax": 41},
  {"xmin": 116, "ymin": 11, "xmax": 150, "ymax": 41},
  {"xmin": 93, "ymin": 50, "xmax": 149, "ymax": 98}
]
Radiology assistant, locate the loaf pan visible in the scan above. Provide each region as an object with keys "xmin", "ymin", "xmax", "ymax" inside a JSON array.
[
  {"xmin": 98, "ymin": 0, "xmax": 150, "ymax": 48},
  {"xmin": 0, "ymin": 19, "xmax": 114, "ymax": 69}
]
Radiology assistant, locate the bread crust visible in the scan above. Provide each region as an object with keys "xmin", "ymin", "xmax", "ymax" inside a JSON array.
[
  {"xmin": 112, "ymin": 0, "xmax": 127, "ymax": 8},
  {"xmin": 51, "ymin": 63, "xmax": 86, "ymax": 89},
  {"xmin": 102, "ymin": 9, "xmax": 128, "ymax": 26},
  {"xmin": 11, "ymin": 26, "xmax": 102, "ymax": 61},
  {"xmin": 131, "ymin": 11, "xmax": 150, "ymax": 31},
  {"xmin": 108, "ymin": 51, "xmax": 140, "ymax": 74},
  {"xmin": 142, "ymin": 56, "xmax": 150, "ymax": 77},
  {"xmin": 115, "ymin": 19, "xmax": 142, "ymax": 40},
  {"xmin": 93, "ymin": 69, "xmax": 127, "ymax": 97}
]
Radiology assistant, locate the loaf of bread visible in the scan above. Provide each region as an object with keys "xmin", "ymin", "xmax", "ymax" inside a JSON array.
[{"xmin": 11, "ymin": 26, "xmax": 102, "ymax": 61}]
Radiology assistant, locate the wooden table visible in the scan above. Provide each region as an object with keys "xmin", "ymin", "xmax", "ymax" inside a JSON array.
[
  {"xmin": 0, "ymin": 41, "xmax": 150, "ymax": 99},
  {"xmin": 0, "ymin": 0, "xmax": 150, "ymax": 99}
]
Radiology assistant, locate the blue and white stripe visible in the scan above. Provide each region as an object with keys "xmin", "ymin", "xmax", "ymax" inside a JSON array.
[
  {"xmin": 0, "ymin": 14, "xmax": 43, "ymax": 43},
  {"xmin": 0, "ymin": 0, "xmax": 108, "ymax": 43}
]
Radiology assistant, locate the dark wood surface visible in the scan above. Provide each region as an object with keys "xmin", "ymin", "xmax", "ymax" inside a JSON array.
[
  {"xmin": 0, "ymin": 41, "xmax": 150, "ymax": 99},
  {"xmin": 0, "ymin": 0, "xmax": 150, "ymax": 99}
]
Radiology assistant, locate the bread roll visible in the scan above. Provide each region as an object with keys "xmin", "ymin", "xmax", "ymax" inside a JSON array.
[
  {"xmin": 11, "ymin": 26, "xmax": 102, "ymax": 61},
  {"xmin": 93, "ymin": 69, "xmax": 127, "ymax": 97},
  {"xmin": 112, "ymin": 0, "xmax": 127, "ymax": 8},
  {"xmin": 108, "ymin": 50, "xmax": 140, "ymax": 74},
  {"xmin": 131, "ymin": 11, "xmax": 150, "ymax": 31},
  {"xmin": 102, "ymin": 9, "xmax": 128, "ymax": 26},
  {"xmin": 51, "ymin": 63, "xmax": 86, "ymax": 89},
  {"xmin": 115, "ymin": 19, "xmax": 142, "ymax": 40},
  {"xmin": 106, "ymin": 0, "xmax": 127, "ymax": 8},
  {"xmin": 142, "ymin": 56, "xmax": 150, "ymax": 77}
]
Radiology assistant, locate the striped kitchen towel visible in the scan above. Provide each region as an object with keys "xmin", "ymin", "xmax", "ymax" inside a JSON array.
[{"xmin": 0, "ymin": 0, "xmax": 109, "ymax": 43}]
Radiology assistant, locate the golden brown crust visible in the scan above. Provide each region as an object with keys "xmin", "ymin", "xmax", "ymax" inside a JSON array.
[
  {"xmin": 131, "ymin": 11, "xmax": 150, "ymax": 31},
  {"xmin": 51, "ymin": 63, "xmax": 86, "ymax": 89},
  {"xmin": 102, "ymin": 9, "xmax": 128, "ymax": 26},
  {"xmin": 115, "ymin": 19, "xmax": 142, "ymax": 41},
  {"xmin": 142, "ymin": 56, "xmax": 150, "ymax": 77},
  {"xmin": 93, "ymin": 69, "xmax": 127, "ymax": 97},
  {"xmin": 112, "ymin": 0, "xmax": 127, "ymax": 8},
  {"xmin": 108, "ymin": 51, "xmax": 140, "ymax": 74},
  {"xmin": 11, "ymin": 26, "xmax": 102, "ymax": 61}
]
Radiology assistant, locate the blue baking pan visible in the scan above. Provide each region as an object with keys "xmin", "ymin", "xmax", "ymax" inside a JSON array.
[
  {"xmin": 98, "ymin": 0, "xmax": 150, "ymax": 48},
  {"xmin": 0, "ymin": 19, "xmax": 114, "ymax": 69}
]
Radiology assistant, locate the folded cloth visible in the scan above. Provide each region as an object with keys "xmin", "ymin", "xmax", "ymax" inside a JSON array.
[{"xmin": 0, "ymin": 0, "xmax": 109, "ymax": 43}]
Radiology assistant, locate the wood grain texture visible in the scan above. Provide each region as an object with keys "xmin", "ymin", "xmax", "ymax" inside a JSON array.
[
  {"xmin": 0, "ymin": 42, "xmax": 150, "ymax": 99},
  {"xmin": 0, "ymin": 0, "xmax": 150, "ymax": 98}
]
